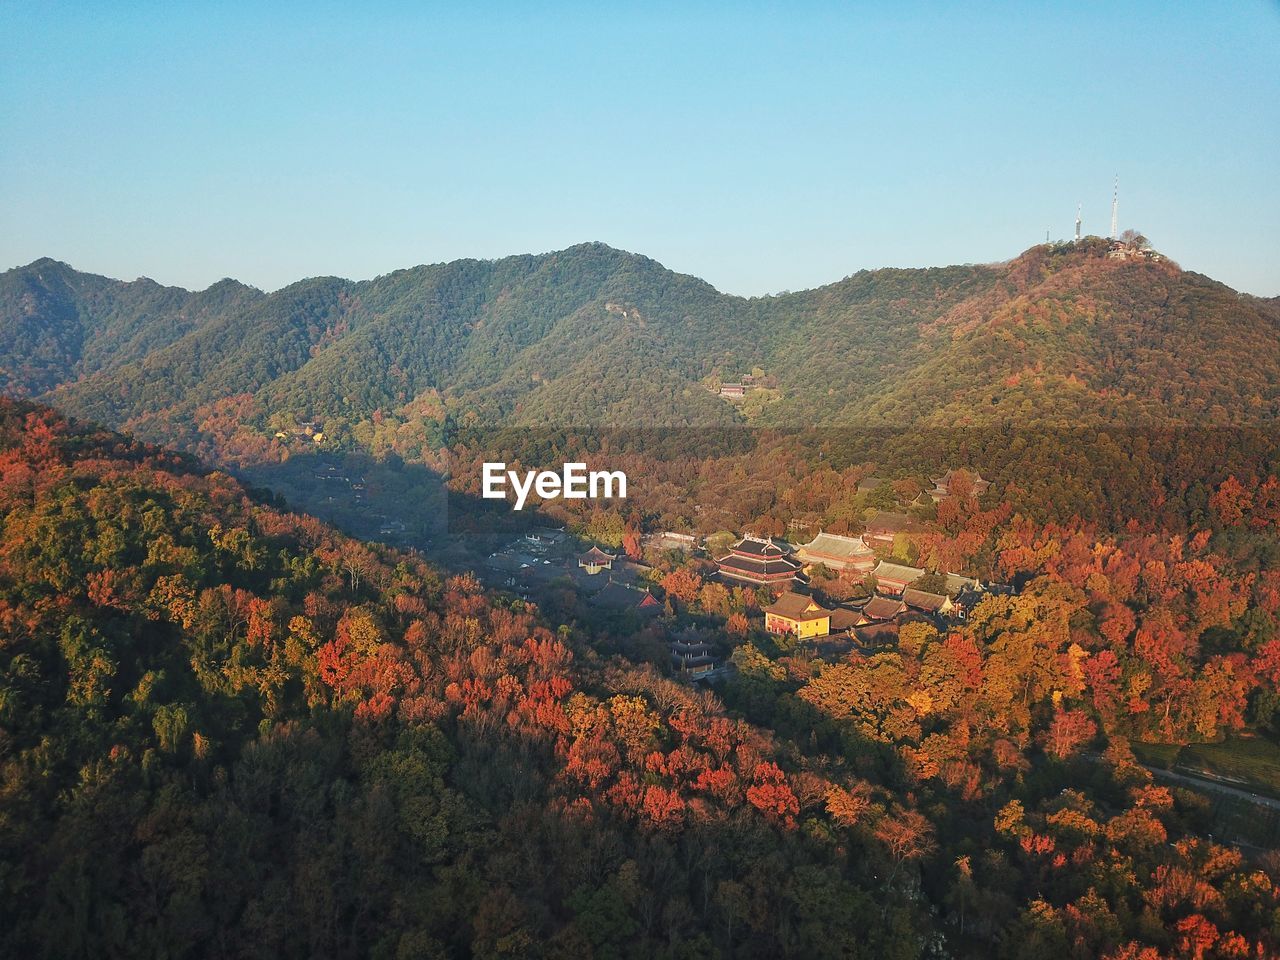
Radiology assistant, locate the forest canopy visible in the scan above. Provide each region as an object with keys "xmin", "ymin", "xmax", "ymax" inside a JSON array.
[{"xmin": 3, "ymin": 398, "xmax": 1280, "ymax": 958}]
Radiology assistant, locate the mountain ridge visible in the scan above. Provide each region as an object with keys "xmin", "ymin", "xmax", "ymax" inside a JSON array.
[{"xmin": 3, "ymin": 238, "xmax": 1277, "ymax": 465}]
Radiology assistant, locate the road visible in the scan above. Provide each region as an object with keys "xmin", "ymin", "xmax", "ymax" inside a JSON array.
[{"xmin": 1139, "ymin": 764, "xmax": 1280, "ymax": 812}]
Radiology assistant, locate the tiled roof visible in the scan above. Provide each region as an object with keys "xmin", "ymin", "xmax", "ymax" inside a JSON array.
[
  {"xmin": 715, "ymin": 568, "xmax": 809, "ymax": 587},
  {"xmin": 829, "ymin": 607, "xmax": 864, "ymax": 631},
  {"xmin": 945, "ymin": 573, "xmax": 980, "ymax": 595},
  {"xmin": 590, "ymin": 582, "xmax": 651, "ymax": 610},
  {"xmin": 863, "ymin": 596, "xmax": 907, "ymax": 621},
  {"xmin": 718, "ymin": 554, "xmax": 803, "ymax": 575},
  {"xmin": 902, "ymin": 587, "xmax": 950, "ymax": 613},
  {"xmin": 796, "ymin": 532, "xmax": 873, "ymax": 561},
  {"xmin": 872, "ymin": 561, "xmax": 926, "ymax": 584},
  {"xmin": 730, "ymin": 536, "xmax": 790, "ymax": 558},
  {"xmin": 764, "ymin": 591, "xmax": 831, "ymax": 621}
]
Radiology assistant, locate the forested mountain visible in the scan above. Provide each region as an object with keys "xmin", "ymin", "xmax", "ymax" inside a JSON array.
[
  {"xmin": 4, "ymin": 399, "xmax": 1280, "ymax": 959},
  {"xmin": 6, "ymin": 238, "xmax": 1276, "ymax": 452},
  {"xmin": 0, "ymin": 258, "xmax": 261, "ymax": 398}
]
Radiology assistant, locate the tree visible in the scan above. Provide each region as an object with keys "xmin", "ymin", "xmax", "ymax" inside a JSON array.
[
  {"xmin": 1043, "ymin": 708, "xmax": 1096, "ymax": 760},
  {"xmin": 1119, "ymin": 228, "xmax": 1150, "ymax": 250},
  {"xmin": 746, "ymin": 762, "xmax": 799, "ymax": 827},
  {"xmin": 874, "ymin": 807, "xmax": 937, "ymax": 916},
  {"xmin": 661, "ymin": 567, "xmax": 703, "ymax": 605},
  {"xmin": 1209, "ymin": 476, "xmax": 1252, "ymax": 527},
  {"xmin": 622, "ymin": 526, "xmax": 643, "ymax": 560}
]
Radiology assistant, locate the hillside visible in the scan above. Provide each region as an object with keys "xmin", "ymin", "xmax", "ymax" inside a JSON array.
[
  {"xmin": 0, "ymin": 258, "xmax": 262, "ymax": 398},
  {"xmin": 4, "ymin": 399, "xmax": 1280, "ymax": 958},
  {"xmin": 861, "ymin": 242, "xmax": 1280, "ymax": 428},
  {"xmin": 8, "ymin": 239, "xmax": 1274, "ymax": 452},
  {"xmin": 0, "ymin": 398, "xmax": 882, "ymax": 957}
]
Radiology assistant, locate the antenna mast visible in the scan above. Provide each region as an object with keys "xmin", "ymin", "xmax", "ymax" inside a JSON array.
[
  {"xmin": 1110, "ymin": 176, "xmax": 1118, "ymax": 240},
  {"xmin": 1075, "ymin": 203, "xmax": 1082, "ymax": 241}
]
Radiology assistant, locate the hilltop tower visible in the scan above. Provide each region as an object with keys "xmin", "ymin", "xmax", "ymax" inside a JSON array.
[
  {"xmin": 1075, "ymin": 203, "xmax": 1082, "ymax": 241},
  {"xmin": 1110, "ymin": 176, "xmax": 1119, "ymax": 240}
]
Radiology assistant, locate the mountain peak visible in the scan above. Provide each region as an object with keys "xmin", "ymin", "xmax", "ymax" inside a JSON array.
[{"xmin": 12, "ymin": 256, "xmax": 76, "ymax": 277}]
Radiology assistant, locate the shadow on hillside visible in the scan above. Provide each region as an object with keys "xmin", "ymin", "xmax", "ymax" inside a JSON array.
[{"xmin": 240, "ymin": 450, "xmax": 570, "ymax": 577}]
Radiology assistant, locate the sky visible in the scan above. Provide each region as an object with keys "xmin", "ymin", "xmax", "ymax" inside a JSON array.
[{"xmin": 2, "ymin": 1, "xmax": 1278, "ymax": 297}]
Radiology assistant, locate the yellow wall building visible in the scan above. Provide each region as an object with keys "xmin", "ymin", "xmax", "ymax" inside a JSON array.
[{"xmin": 763, "ymin": 591, "xmax": 831, "ymax": 638}]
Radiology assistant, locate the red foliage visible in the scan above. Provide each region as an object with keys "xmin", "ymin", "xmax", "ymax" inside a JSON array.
[
  {"xmin": 1209, "ymin": 476, "xmax": 1252, "ymax": 527},
  {"xmin": 746, "ymin": 761, "xmax": 799, "ymax": 828},
  {"xmin": 694, "ymin": 766, "xmax": 739, "ymax": 802},
  {"xmin": 642, "ymin": 785, "xmax": 685, "ymax": 830},
  {"xmin": 661, "ymin": 567, "xmax": 704, "ymax": 604}
]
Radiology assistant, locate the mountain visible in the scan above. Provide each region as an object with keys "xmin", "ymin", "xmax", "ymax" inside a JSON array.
[
  {"xmin": 8, "ymin": 238, "xmax": 1274, "ymax": 450},
  {"xmin": 862, "ymin": 242, "xmax": 1280, "ymax": 428},
  {"xmin": 0, "ymin": 257, "xmax": 262, "ymax": 398},
  {"xmin": 3, "ymin": 239, "xmax": 1279, "ymax": 545}
]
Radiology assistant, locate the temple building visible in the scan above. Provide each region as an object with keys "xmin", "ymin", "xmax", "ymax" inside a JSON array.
[
  {"xmin": 670, "ymin": 630, "xmax": 718, "ymax": 676},
  {"xmin": 591, "ymin": 582, "xmax": 661, "ymax": 616},
  {"xmin": 871, "ymin": 560, "xmax": 926, "ymax": 595},
  {"xmin": 716, "ymin": 535, "xmax": 806, "ymax": 590},
  {"xmin": 863, "ymin": 511, "xmax": 926, "ymax": 548},
  {"xmin": 951, "ymin": 583, "xmax": 1004, "ymax": 621},
  {"xmin": 763, "ymin": 592, "xmax": 832, "ymax": 638},
  {"xmin": 945, "ymin": 573, "xmax": 981, "ymax": 594},
  {"xmin": 929, "ymin": 469, "xmax": 991, "ymax": 502},
  {"xmin": 657, "ymin": 531, "xmax": 699, "ymax": 551},
  {"xmin": 860, "ymin": 595, "xmax": 908, "ymax": 623},
  {"xmin": 794, "ymin": 531, "xmax": 876, "ymax": 574},
  {"xmin": 829, "ymin": 604, "xmax": 866, "ymax": 634},
  {"xmin": 902, "ymin": 587, "xmax": 955, "ymax": 617},
  {"xmin": 578, "ymin": 546, "xmax": 616, "ymax": 575},
  {"xmin": 526, "ymin": 527, "xmax": 567, "ymax": 546}
]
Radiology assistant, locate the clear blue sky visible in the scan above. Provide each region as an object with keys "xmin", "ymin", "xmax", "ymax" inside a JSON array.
[{"xmin": 2, "ymin": 1, "xmax": 1277, "ymax": 296}]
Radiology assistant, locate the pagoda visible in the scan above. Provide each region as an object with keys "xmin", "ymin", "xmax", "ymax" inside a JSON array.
[
  {"xmin": 715, "ymin": 535, "xmax": 806, "ymax": 590},
  {"xmin": 578, "ymin": 546, "xmax": 616, "ymax": 575},
  {"xmin": 928, "ymin": 469, "xmax": 991, "ymax": 502}
]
